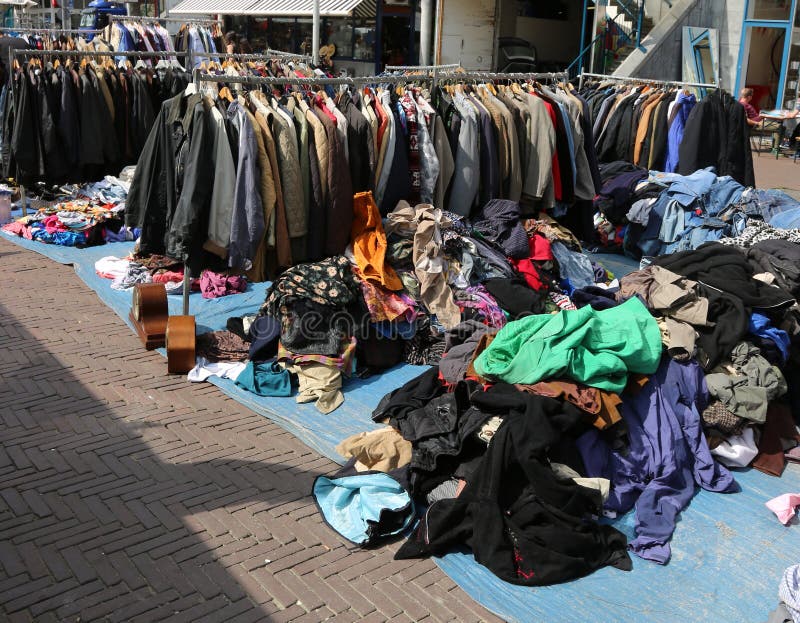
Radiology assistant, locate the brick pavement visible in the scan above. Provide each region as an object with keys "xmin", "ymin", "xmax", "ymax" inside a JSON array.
[{"xmin": 0, "ymin": 237, "xmax": 505, "ymax": 623}]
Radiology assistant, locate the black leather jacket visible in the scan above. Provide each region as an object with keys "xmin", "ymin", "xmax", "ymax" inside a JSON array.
[{"xmin": 126, "ymin": 92, "xmax": 214, "ymax": 262}]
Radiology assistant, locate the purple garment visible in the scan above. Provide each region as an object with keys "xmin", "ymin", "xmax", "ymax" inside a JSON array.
[
  {"xmin": 665, "ymin": 92, "xmax": 696, "ymax": 173},
  {"xmin": 576, "ymin": 357, "xmax": 738, "ymax": 564},
  {"xmin": 199, "ymin": 270, "xmax": 247, "ymax": 299}
]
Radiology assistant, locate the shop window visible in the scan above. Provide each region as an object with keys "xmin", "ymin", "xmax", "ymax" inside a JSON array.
[
  {"xmin": 325, "ymin": 17, "xmax": 354, "ymax": 58},
  {"xmin": 269, "ymin": 18, "xmax": 296, "ymax": 54},
  {"xmin": 354, "ymin": 18, "xmax": 376, "ymax": 61},
  {"xmin": 297, "ymin": 18, "xmax": 314, "ymax": 57},
  {"xmin": 749, "ymin": 0, "xmax": 792, "ymax": 21}
]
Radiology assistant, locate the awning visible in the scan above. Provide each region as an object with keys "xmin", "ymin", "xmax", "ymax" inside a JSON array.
[
  {"xmin": 170, "ymin": 0, "xmax": 373, "ymax": 17},
  {"xmin": 0, "ymin": 0, "xmax": 38, "ymax": 7}
]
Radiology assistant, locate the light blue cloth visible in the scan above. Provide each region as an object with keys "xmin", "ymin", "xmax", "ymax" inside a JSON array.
[
  {"xmin": 770, "ymin": 206, "xmax": 800, "ymax": 229},
  {"xmin": 188, "ymin": 27, "xmax": 206, "ymax": 69},
  {"xmin": 313, "ymin": 471, "xmax": 414, "ymax": 545}
]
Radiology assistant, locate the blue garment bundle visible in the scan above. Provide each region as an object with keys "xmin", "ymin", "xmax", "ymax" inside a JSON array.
[
  {"xmin": 234, "ymin": 360, "xmax": 292, "ymax": 397},
  {"xmin": 749, "ymin": 312, "xmax": 791, "ymax": 363},
  {"xmin": 638, "ymin": 169, "xmax": 745, "ymax": 257},
  {"xmin": 313, "ymin": 466, "xmax": 415, "ymax": 546}
]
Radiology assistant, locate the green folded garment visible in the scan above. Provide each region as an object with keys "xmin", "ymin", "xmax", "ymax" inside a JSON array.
[{"xmin": 473, "ymin": 296, "xmax": 662, "ymax": 392}]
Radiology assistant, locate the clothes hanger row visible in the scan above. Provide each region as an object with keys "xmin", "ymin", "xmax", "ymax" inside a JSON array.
[
  {"xmin": 0, "ymin": 27, "xmax": 104, "ymax": 35},
  {"xmin": 578, "ymin": 72, "xmax": 718, "ymax": 91},
  {"xmin": 107, "ymin": 15, "xmax": 222, "ymax": 27},
  {"xmin": 10, "ymin": 48, "xmax": 188, "ymax": 72},
  {"xmin": 190, "ymin": 69, "xmax": 570, "ymax": 89}
]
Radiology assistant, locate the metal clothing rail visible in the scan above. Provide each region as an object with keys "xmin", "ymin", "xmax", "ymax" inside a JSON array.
[
  {"xmin": 385, "ymin": 63, "xmax": 462, "ymax": 89},
  {"xmin": 578, "ymin": 72, "xmax": 718, "ymax": 91},
  {"xmin": 0, "ymin": 27, "xmax": 104, "ymax": 34},
  {"xmin": 192, "ymin": 69, "xmax": 571, "ymax": 90},
  {"xmin": 191, "ymin": 51, "xmax": 312, "ymax": 63},
  {"xmin": 437, "ymin": 70, "xmax": 570, "ymax": 83},
  {"xmin": 384, "ymin": 63, "xmax": 460, "ymax": 72},
  {"xmin": 192, "ymin": 71, "xmax": 421, "ymax": 89},
  {"xmin": 266, "ymin": 48, "xmax": 312, "ymax": 61},
  {"xmin": 12, "ymin": 48, "xmax": 189, "ymax": 59},
  {"xmin": 108, "ymin": 15, "xmax": 222, "ymax": 26}
]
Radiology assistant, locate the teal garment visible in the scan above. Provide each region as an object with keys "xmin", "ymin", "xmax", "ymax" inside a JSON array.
[
  {"xmin": 473, "ymin": 297, "xmax": 662, "ymax": 392},
  {"xmin": 234, "ymin": 360, "xmax": 292, "ymax": 397}
]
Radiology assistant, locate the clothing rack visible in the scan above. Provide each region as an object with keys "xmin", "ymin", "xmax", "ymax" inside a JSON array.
[
  {"xmin": 9, "ymin": 47, "xmax": 190, "ymax": 217},
  {"xmin": 191, "ymin": 51, "xmax": 312, "ymax": 63},
  {"xmin": 578, "ymin": 72, "xmax": 718, "ymax": 91},
  {"xmin": 385, "ymin": 63, "xmax": 462, "ymax": 89},
  {"xmin": 108, "ymin": 15, "xmax": 222, "ymax": 26},
  {"xmin": 384, "ymin": 63, "xmax": 460, "ymax": 72},
  {"xmin": 191, "ymin": 69, "xmax": 570, "ymax": 90},
  {"xmin": 0, "ymin": 27, "xmax": 104, "ymax": 35},
  {"xmin": 266, "ymin": 48, "xmax": 313, "ymax": 61},
  {"xmin": 439, "ymin": 70, "xmax": 569, "ymax": 83},
  {"xmin": 11, "ymin": 48, "xmax": 189, "ymax": 61}
]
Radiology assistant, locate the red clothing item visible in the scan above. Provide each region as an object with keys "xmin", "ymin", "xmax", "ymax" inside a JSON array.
[
  {"xmin": 511, "ymin": 235, "xmax": 553, "ymax": 290},
  {"xmin": 314, "ymin": 95, "xmax": 338, "ymax": 125},
  {"xmin": 373, "ymin": 96, "xmax": 389, "ymax": 151},
  {"xmin": 740, "ymin": 99, "xmax": 762, "ymax": 123},
  {"xmin": 538, "ymin": 96, "xmax": 562, "ymax": 201}
]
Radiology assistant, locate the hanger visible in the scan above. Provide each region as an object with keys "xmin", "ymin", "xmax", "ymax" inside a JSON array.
[{"xmin": 219, "ymin": 85, "xmax": 234, "ymax": 103}]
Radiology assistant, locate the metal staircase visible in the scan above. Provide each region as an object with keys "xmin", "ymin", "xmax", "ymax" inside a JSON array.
[{"xmin": 568, "ymin": 0, "xmax": 657, "ymax": 78}]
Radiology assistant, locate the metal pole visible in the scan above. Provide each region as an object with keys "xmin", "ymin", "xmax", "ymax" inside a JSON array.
[
  {"xmin": 182, "ymin": 266, "xmax": 191, "ymax": 315},
  {"xmin": 312, "ymin": 0, "xmax": 320, "ymax": 66},
  {"xmin": 635, "ymin": 0, "xmax": 644, "ymax": 50},
  {"xmin": 578, "ymin": 0, "xmax": 589, "ymax": 77},
  {"xmin": 434, "ymin": 0, "xmax": 443, "ymax": 64},
  {"xmin": 420, "ymin": 0, "xmax": 432, "ymax": 65}
]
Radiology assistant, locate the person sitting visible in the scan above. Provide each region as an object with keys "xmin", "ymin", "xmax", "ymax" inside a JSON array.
[{"xmin": 740, "ymin": 87, "xmax": 796, "ymax": 151}]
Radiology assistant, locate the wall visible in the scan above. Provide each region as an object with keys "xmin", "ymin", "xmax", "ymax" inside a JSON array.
[
  {"xmin": 495, "ymin": 0, "xmax": 582, "ymax": 68},
  {"xmin": 616, "ymin": 0, "xmax": 745, "ymax": 92},
  {"xmin": 514, "ymin": 16, "xmax": 580, "ymax": 65},
  {"xmin": 437, "ymin": 0, "xmax": 496, "ymax": 69}
]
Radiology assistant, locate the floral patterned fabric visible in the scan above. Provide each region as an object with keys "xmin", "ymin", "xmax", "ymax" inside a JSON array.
[{"xmin": 262, "ymin": 255, "xmax": 359, "ymax": 316}]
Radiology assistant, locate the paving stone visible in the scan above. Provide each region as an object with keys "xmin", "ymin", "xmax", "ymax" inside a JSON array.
[{"xmin": 0, "ymin": 238, "xmax": 504, "ymax": 623}]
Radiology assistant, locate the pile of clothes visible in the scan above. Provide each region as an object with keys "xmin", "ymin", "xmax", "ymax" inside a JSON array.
[
  {"xmin": 1, "ymin": 177, "xmax": 134, "ymax": 247},
  {"xmin": 290, "ymin": 189, "xmax": 800, "ymax": 589},
  {"xmin": 589, "ymin": 162, "xmax": 800, "ymax": 259}
]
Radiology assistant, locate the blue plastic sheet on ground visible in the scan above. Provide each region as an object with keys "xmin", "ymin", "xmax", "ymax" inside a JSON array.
[{"xmin": 4, "ymin": 230, "xmax": 800, "ymax": 623}]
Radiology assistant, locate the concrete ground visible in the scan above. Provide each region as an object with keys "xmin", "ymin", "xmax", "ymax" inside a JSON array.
[
  {"xmin": 754, "ymin": 148, "xmax": 800, "ymax": 200},
  {"xmin": 0, "ymin": 236, "xmax": 504, "ymax": 622}
]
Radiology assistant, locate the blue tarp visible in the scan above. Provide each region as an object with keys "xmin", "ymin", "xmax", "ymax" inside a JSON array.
[{"xmin": 4, "ymin": 229, "xmax": 799, "ymax": 623}]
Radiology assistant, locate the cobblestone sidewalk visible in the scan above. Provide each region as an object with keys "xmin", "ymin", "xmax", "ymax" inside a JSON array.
[{"xmin": 0, "ymin": 237, "xmax": 504, "ymax": 623}]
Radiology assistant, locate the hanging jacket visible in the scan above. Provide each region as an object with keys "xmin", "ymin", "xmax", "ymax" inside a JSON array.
[
  {"xmin": 226, "ymin": 101, "xmax": 265, "ymax": 271},
  {"xmin": 126, "ymin": 92, "xmax": 214, "ymax": 262},
  {"xmin": 340, "ymin": 90, "xmax": 375, "ymax": 193},
  {"xmin": 664, "ymin": 91, "xmax": 695, "ymax": 172},
  {"xmin": 11, "ymin": 69, "xmax": 44, "ymax": 182},
  {"xmin": 678, "ymin": 90, "xmax": 754, "ymax": 187}
]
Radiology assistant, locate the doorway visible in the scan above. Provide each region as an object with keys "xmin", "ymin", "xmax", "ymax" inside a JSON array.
[{"xmin": 739, "ymin": 25, "xmax": 787, "ymax": 111}]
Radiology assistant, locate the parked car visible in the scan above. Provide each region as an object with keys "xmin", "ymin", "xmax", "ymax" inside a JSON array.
[
  {"xmin": 496, "ymin": 36, "xmax": 537, "ymax": 73},
  {"xmin": 79, "ymin": 0, "xmax": 126, "ymax": 41}
]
